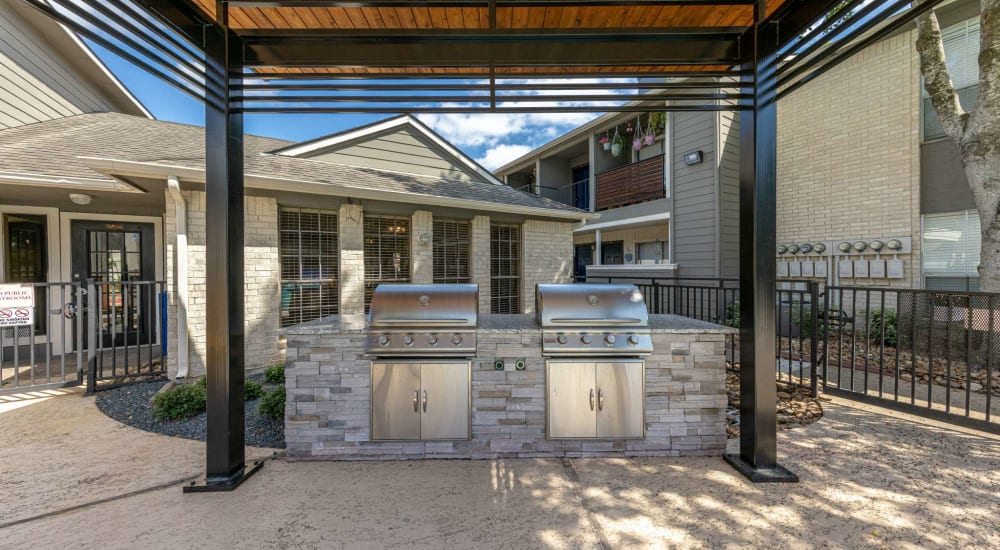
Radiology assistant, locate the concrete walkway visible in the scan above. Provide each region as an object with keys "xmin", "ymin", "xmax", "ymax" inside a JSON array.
[{"xmin": 1, "ymin": 390, "xmax": 997, "ymax": 549}]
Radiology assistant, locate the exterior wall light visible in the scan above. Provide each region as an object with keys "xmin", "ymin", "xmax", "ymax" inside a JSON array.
[
  {"xmin": 683, "ymin": 150, "xmax": 703, "ymax": 165},
  {"xmin": 69, "ymin": 193, "xmax": 93, "ymax": 205},
  {"xmin": 853, "ymin": 241, "xmax": 867, "ymax": 252}
]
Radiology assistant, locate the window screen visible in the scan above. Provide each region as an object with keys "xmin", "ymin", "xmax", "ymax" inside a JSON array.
[
  {"xmin": 923, "ymin": 210, "xmax": 980, "ymax": 288},
  {"xmin": 637, "ymin": 241, "xmax": 668, "ymax": 264},
  {"xmin": 279, "ymin": 208, "xmax": 338, "ymax": 327},
  {"xmin": 490, "ymin": 223, "xmax": 521, "ymax": 314},
  {"xmin": 433, "ymin": 219, "xmax": 470, "ymax": 283},
  {"xmin": 364, "ymin": 214, "xmax": 410, "ymax": 310}
]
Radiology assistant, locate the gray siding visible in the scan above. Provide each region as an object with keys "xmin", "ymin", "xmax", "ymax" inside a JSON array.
[
  {"xmin": 306, "ymin": 128, "xmax": 484, "ymax": 182},
  {"xmin": 538, "ymin": 156, "xmax": 571, "ymax": 202},
  {"xmin": 718, "ymin": 110, "xmax": 740, "ymax": 279},
  {"xmin": 671, "ymin": 111, "xmax": 719, "ymax": 278},
  {"xmin": 921, "ymin": 139, "xmax": 975, "ymax": 214},
  {"xmin": 0, "ymin": 2, "xmax": 117, "ymax": 129}
]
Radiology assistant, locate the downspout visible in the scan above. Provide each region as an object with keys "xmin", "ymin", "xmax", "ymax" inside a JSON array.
[{"xmin": 166, "ymin": 176, "xmax": 189, "ymax": 379}]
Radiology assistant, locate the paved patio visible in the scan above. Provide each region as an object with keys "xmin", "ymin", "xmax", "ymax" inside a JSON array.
[{"xmin": 0, "ymin": 388, "xmax": 997, "ymax": 549}]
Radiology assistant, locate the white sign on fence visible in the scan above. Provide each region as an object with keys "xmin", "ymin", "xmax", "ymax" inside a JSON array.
[{"xmin": 0, "ymin": 284, "xmax": 34, "ymax": 327}]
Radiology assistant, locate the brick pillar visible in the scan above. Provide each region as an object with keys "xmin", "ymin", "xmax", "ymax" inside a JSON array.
[
  {"xmin": 470, "ymin": 215, "xmax": 491, "ymax": 314},
  {"xmin": 339, "ymin": 203, "xmax": 365, "ymax": 315},
  {"xmin": 522, "ymin": 220, "xmax": 574, "ymax": 314},
  {"xmin": 410, "ymin": 210, "xmax": 433, "ymax": 284}
]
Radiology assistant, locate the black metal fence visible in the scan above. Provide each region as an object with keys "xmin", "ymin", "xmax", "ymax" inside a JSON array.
[
  {"xmin": 0, "ymin": 280, "xmax": 167, "ymax": 395},
  {"xmin": 591, "ymin": 276, "xmax": 1000, "ymax": 433}
]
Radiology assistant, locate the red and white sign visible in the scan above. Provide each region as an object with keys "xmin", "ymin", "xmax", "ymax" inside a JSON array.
[{"xmin": 0, "ymin": 285, "xmax": 34, "ymax": 327}]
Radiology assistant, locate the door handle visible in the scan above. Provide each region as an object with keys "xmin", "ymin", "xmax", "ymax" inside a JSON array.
[
  {"xmin": 413, "ymin": 390, "xmax": 419, "ymax": 413},
  {"xmin": 598, "ymin": 389, "xmax": 605, "ymax": 411},
  {"xmin": 422, "ymin": 390, "xmax": 428, "ymax": 412},
  {"xmin": 589, "ymin": 388, "xmax": 595, "ymax": 411}
]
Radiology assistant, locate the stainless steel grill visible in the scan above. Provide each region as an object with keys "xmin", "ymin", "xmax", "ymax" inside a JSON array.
[
  {"xmin": 366, "ymin": 284, "xmax": 478, "ymax": 357},
  {"xmin": 536, "ymin": 283, "xmax": 653, "ymax": 356}
]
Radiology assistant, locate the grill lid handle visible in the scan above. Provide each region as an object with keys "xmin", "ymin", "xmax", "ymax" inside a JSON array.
[
  {"xmin": 372, "ymin": 318, "xmax": 471, "ymax": 325},
  {"xmin": 548, "ymin": 318, "xmax": 643, "ymax": 325}
]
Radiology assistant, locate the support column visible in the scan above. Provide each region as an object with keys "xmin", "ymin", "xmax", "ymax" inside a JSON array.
[
  {"xmin": 410, "ymin": 210, "xmax": 433, "ymax": 284},
  {"xmin": 186, "ymin": 7, "xmax": 261, "ymax": 492},
  {"xmin": 470, "ymin": 215, "xmax": 491, "ymax": 314},
  {"xmin": 339, "ymin": 203, "xmax": 365, "ymax": 315},
  {"xmin": 724, "ymin": 1, "xmax": 797, "ymax": 483}
]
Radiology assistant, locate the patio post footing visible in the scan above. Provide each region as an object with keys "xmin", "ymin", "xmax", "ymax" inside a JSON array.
[
  {"xmin": 723, "ymin": 454, "xmax": 799, "ymax": 483},
  {"xmin": 183, "ymin": 459, "xmax": 264, "ymax": 493}
]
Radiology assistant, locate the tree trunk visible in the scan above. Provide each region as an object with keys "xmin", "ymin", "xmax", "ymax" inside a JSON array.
[{"xmin": 966, "ymin": 158, "xmax": 1000, "ymax": 292}]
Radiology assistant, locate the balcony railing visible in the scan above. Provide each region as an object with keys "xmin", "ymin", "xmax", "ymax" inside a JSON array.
[
  {"xmin": 595, "ymin": 154, "xmax": 665, "ymax": 211},
  {"xmin": 514, "ymin": 178, "xmax": 590, "ymax": 210}
]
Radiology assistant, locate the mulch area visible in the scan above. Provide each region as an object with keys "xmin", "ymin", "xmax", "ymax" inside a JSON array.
[{"xmin": 725, "ymin": 368, "xmax": 827, "ymax": 439}]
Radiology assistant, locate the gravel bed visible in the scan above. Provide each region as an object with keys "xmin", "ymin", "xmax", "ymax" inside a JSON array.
[{"xmin": 94, "ymin": 374, "xmax": 285, "ymax": 449}]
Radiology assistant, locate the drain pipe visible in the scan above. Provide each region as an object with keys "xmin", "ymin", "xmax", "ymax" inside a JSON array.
[{"xmin": 166, "ymin": 176, "xmax": 189, "ymax": 380}]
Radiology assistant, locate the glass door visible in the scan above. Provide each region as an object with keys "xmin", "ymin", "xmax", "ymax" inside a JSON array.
[{"xmin": 4, "ymin": 214, "xmax": 47, "ymax": 336}]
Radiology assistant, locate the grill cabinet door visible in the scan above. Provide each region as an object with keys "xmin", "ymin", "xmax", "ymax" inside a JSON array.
[
  {"xmin": 547, "ymin": 361, "xmax": 597, "ymax": 439},
  {"xmin": 596, "ymin": 361, "xmax": 645, "ymax": 439},
  {"xmin": 371, "ymin": 362, "xmax": 421, "ymax": 440},
  {"xmin": 419, "ymin": 362, "xmax": 471, "ymax": 440}
]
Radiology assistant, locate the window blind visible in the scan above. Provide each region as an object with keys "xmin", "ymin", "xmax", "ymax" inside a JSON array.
[
  {"xmin": 279, "ymin": 208, "xmax": 338, "ymax": 327},
  {"xmin": 433, "ymin": 218, "xmax": 470, "ymax": 284},
  {"xmin": 922, "ymin": 18, "xmax": 980, "ymax": 141},
  {"xmin": 363, "ymin": 214, "xmax": 410, "ymax": 310},
  {"xmin": 922, "ymin": 210, "xmax": 981, "ymax": 279},
  {"xmin": 490, "ymin": 223, "xmax": 521, "ymax": 314}
]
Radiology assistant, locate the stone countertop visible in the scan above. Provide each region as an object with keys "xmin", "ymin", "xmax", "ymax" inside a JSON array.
[{"xmin": 283, "ymin": 313, "xmax": 733, "ymax": 335}]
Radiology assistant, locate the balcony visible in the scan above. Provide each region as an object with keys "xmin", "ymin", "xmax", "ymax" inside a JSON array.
[{"xmin": 595, "ymin": 154, "xmax": 665, "ymax": 211}]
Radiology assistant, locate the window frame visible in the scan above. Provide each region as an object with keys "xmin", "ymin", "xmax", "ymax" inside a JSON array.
[
  {"xmin": 278, "ymin": 207, "xmax": 339, "ymax": 328},
  {"xmin": 363, "ymin": 213, "xmax": 411, "ymax": 311},
  {"xmin": 432, "ymin": 218, "xmax": 471, "ymax": 284},
  {"xmin": 490, "ymin": 223, "xmax": 521, "ymax": 314}
]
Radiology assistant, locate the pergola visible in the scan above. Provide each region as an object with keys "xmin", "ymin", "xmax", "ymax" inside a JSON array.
[{"xmin": 26, "ymin": 0, "xmax": 945, "ymax": 490}]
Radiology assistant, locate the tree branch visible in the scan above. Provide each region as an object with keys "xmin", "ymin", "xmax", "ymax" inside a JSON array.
[{"xmin": 915, "ymin": 9, "xmax": 968, "ymax": 142}]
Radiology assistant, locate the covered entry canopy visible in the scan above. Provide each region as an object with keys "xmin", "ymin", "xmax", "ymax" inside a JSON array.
[{"xmin": 24, "ymin": 0, "xmax": 947, "ymax": 489}]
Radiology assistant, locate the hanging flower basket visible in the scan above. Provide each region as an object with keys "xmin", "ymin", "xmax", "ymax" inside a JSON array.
[
  {"xmin": 632, "ymin": 116, "xmax": 644, "ymax": 151},
  {"xmin": 599, "ymin": 133, "xmax": 610, "ymax": 151},
  {"xmin": 611, "ymin": 128, "xmax": 624, "ymax": 157}
]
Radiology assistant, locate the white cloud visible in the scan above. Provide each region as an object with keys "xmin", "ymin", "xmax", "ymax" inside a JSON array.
[{"xmin": 476, "ymin": 143, "xmax": 535, "ymax": 170}]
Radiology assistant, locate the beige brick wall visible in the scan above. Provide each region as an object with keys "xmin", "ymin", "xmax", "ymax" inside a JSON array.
[
  {"xmin": 165, "ymin": 190, "xmax": 281, "ymax": 378},
  {"xmin": 521, "ymin": 219, "xmax": 574, "ymax": 314},
  {"xmin": 777, "ymin": 31, "xmax": 922, "ymax": 289},
  {"xmin": 338, "ymin": 203, "xmax": 365, "ymax": 315},
  {"xmin": 410, "ymin": 210, "xmax": 433, "ymax": 284},
  {"xmin": 470, "ymin": 215, "xmax": 491, "ymax": 314}
]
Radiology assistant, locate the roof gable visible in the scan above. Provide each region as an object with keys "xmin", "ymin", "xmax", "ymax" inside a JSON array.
[{"xmin": 270, "ymin": 116, "xmax": 503, "ymax": 185}]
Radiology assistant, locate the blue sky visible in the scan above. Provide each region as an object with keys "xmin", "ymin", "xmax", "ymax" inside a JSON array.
[{"xmin": 91, "ymin": 43, "xmax": 602, "ymax": 170}]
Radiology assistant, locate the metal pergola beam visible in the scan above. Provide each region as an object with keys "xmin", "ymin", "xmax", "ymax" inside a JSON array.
[
  {"xmin": 229, "ymin": 0, "xmax": 755, "ymax": 7},
  {"xmin": 242, "ymin": 34, "xmax": 740, "ymax": 68}
]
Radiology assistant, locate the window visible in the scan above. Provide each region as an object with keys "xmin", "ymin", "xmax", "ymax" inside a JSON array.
[
  {"xmin": 279, "ymin": 208, "xmax": 338, "ymax": 327},
  {"xmin": 364, "ymin": 214, "xmax": 410, "ymax": 310},
  {"xmin": 922, "ymin": 18, "xmax": 980, "ymax": 141},
  {"xmin": 490, "ymin": 223, "xmax": 521, "ymax": 314},
  {"xmin": 923, "ymin": 210, "xmax": 980, "ymax": 290},
  {"xmin": 637, "ymin": 241, "xmax": 668, "ymax": 264},
  {"xmin": 433, "ymin": 219, "xmax": 470, "ymax": 284}
]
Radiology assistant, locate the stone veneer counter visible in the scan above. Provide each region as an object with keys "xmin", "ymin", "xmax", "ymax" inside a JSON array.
[{"xmin": 282, "ymin": 314, "xmax": 733, "ymax": 460}]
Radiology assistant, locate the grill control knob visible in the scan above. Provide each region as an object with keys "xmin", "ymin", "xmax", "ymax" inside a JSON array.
[
  {"xmin": 378, "ymin": 335, "xmax": 390, "ymax": 346},
  {"xmin": 628, "ymin": 335, "xmax": 640, "ymax": 346},
  {"xmin": 581, "ymin": 334, "xmax": 592, "ymax": 345},
  {"xmin": 556, "ymin": 334, "xmax": 568, "ymax": 345},
  {"xmin": 428, "ymin": 335, "xmax": 439, "ymax": 345},
  {"xmin": 402, "ymin": 335, "xmax": 414, "ymax": 346},
  {"xmin": 452, "ymin": 334, "xmax": 463, "ymax": 345},
  {"xmin": 605, "ymin": 334, "xmax": 617, "ymax": 345}
]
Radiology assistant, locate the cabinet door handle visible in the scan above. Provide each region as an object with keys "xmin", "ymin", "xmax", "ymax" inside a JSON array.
[
  {"xmin": 422, "ymin": 390, "xmax": 428, "ymax": 412},
  {"xmin": 598, "ymin": 389, "xmax": 605, "ymax": 411},
  {"xmin": 413, "ymin": 390, "xmax": 419, "ymax": 413},
  {"xmin": 589, "ymin": 388, "xmax": 595, "ymax": 411}
]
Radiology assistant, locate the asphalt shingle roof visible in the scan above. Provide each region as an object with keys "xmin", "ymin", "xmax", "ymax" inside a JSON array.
[{"xmin": 0, "ymin": 112, "xmax": 584, "ymax": 215}]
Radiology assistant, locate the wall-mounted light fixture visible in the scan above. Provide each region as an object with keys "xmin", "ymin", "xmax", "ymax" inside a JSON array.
[
  {"xmin": 683, "ymin": 150, "xmax": 704, "ymax": 166},
  {"xmin": 418, "ymin": 232, "xmax": 430, "ymax": 245},
  {"xmin": 69, "ymin": 193, "xmax": 93, "ymax": 205}
]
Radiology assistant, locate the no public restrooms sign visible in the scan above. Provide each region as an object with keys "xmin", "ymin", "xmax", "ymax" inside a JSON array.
[{"xmin": 0, "ymin": 284, "xmax": 34, "ymax": 327}]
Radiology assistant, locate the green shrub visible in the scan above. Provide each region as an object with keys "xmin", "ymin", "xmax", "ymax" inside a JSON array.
[
  {"xmin": 152, "ymin": 382, "xmax": 206, "ymax": 421},
  {"xmin": 866, "ymin": 309, "xmax": 898, "ymax": 347},
  {"xmin": 264, "ymin": 364, "xmax": 285, "ymax": 384},
  {"xmin": 245, "ymin": 380, "xmax": 264, "ymax": 400},
  {"xmin": 724, "ymin": 302, "xmax": 740, "ymax": 328},
  {"xmin": 258, "ymin": 386, "xmax": 285, "ymax": 419},
  {"xmin": 194, "ymin": 376, "xmax": 265, "ymax": 400}
]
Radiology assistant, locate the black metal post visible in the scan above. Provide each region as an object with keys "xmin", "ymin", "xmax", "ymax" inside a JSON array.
[
  {"xmin": 724, "ymin": 0, "xmax": 797, "ymax": 482},
  {"xmin": 185, "ymin": 3, "xmax": 262, "ymax": 492}
]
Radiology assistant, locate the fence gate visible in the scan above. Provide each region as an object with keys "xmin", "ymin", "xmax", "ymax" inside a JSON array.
[{"xmin": 0, "ymin": 280, "xmax": 167, "ymax": 394}]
